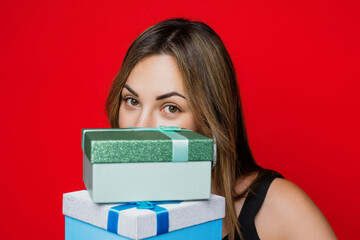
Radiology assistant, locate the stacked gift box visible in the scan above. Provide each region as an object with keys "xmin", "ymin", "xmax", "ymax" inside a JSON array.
[{"xmin": 63, "ymin": 127, "xmax": 225, "ymax": 239}]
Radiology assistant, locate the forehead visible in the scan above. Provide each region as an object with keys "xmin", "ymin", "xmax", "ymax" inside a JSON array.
[{"xmin": 125, "ymin": 54, "xmax": 185, "ymax": 95}]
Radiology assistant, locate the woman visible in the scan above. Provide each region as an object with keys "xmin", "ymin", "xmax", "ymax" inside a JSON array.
[{"xmin": 106, "ymin": 18, "xmax": 336, "ymax": 240}]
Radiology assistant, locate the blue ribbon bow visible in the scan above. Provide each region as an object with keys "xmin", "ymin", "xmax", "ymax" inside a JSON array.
[{"xmin": 107, "ymin": 201, "xmax": 181, "ymax": 235}]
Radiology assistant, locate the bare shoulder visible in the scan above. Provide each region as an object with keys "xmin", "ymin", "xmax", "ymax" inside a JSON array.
[{"xmin": 255, "ymin": 178, "xmax": 337, "ymax": 240}]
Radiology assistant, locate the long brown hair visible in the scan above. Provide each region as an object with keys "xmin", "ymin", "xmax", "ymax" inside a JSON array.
[{"xmin": 106, "ymin": 18, "xmax": 265, "ymax": 240}]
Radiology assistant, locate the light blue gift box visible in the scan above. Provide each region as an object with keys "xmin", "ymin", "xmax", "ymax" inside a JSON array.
[
  {"xmin": 63, "ymin": 190, "xmax": 225, "ymax": 240},
  {"xmin": 65, "ymin": 217, "xmax": 222, "ymax": 240}
]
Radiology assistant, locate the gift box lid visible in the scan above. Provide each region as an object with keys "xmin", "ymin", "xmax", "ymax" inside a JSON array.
[
  {"xmin": 82, "ymin": 127, "xmax": 214, "ymax": 163},
  {"xmin": 63, "ymin": 190, "xmax": 225, "ymax": 240}
]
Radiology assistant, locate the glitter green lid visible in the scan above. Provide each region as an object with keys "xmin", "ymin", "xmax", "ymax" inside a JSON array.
[{"xmin": 82, "ymin": 128, "xmax": 213, "ymax": 163}]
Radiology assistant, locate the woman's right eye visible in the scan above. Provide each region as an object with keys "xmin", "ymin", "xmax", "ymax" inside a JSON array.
[{"xmin": 124, "ymin": 97, "xmax": 140, "ymax": 107}]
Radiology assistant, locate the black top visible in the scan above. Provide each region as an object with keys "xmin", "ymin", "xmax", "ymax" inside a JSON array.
[{"xmin": 222, "ymin": 172, "xmax": 284, "ymax": 240}]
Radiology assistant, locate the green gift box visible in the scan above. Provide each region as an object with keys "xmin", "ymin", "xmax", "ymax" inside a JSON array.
[
  {"xmin": 82, "ymin": 127, "xmax": 214, "ymax": 164},
  {"xmin": 82, "ymin": 127, "xmax": 214, "ymax": 202}
]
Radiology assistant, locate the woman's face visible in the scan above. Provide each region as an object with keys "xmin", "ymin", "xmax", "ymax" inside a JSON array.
[{"xmin": 118, "ymin": 54, "xmax": 197, "ymax": 131}]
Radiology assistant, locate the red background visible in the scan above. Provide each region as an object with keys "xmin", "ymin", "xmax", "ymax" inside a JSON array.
[{"xmin": 0, "ymin": 0, "xmax": 359, "ymax": 239}]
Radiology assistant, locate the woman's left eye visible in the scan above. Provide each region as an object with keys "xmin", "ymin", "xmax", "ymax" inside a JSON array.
[{"xmin": 163, "ymin": 105, "xmax": 180, "ymax": 114}]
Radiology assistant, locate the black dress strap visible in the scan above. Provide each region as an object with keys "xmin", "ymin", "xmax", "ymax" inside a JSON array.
[{"xmin": 237, "ymin": 172, "xmax": 284, "ymax": 240}]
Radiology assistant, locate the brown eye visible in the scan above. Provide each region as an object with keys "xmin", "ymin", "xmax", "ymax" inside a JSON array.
[
  {"xmin": 130, "ymin": 99, "xmax": 139, "ymax": 106},
  {"xmin": 125, "ymin": 98, "xmax": 139, "ymax": 106},
  {"xmin": 164, "ymin": 105, "xmax": 179, "ymax": 113}
]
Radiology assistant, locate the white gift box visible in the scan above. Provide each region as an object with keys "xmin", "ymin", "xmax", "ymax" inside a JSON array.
[{"xmin": 63, "ymin": 190, "xmax": 225, "ymax": 240}]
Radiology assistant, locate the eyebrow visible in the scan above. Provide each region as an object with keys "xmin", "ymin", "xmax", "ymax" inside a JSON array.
[
  {"xmin": 156, "ymin": 92, "xmax": 186, "ymax": 101},
  {"xmin": 124, "ymin": 84, "xmax": 186, "ymax": 101},
  {"xmin": 124, "ymin": 84, "xmax": 139, "ymax": 97}
]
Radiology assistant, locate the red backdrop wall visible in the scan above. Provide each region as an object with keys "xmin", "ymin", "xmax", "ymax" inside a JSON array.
[{"xmin": 0, "ymin": 0, "xmax": 359, "ymax": 239}]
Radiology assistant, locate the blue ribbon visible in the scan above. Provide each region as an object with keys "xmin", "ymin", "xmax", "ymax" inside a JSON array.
[
  {"xmin": 82, "ymin": 126, "xmax": 190, "ymax": 162},
  {"xmin": 107, "ymin": 201, "xmax": 181, "ymax": 235}
]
